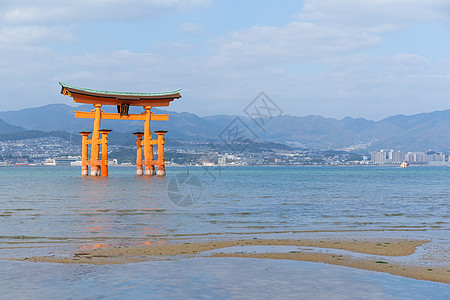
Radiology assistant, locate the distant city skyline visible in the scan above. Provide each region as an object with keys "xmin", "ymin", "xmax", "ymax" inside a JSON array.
[
  {"xmin": 370, "ymin": 149, "xmax": 447, "ymax": 165},
  {"xmin": 1, "ymin": 1, "xmax": 450, "ymax": 120},
  {"xmin": 2, "ymin": 136, "xmax": 448, "ymax": 167}
]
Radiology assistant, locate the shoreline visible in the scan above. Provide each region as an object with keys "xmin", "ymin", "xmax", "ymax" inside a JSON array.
[
  {"xmin": 2, "ymin": 164, "xmax": 449, "ymax": 168},
  {"xmin": 6, "ymin": 237, "xmax": 449, "ymax": 284}
]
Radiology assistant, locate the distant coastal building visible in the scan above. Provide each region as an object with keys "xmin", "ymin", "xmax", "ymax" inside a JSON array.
[
  {"xmin": 217, "ymin": 154, "xmax": 240, "ymax": 166},
  {"xmin": 44, "ymin": 158, "xmax": 56, "ymax": 166},
  {"xmin": 371, "ymin": 150, "xmax": 386, "ymax": 164},
  {"xmin": 71, "ymin": 158, "xmax": 118, "ymax": 167},
  {"xmin": 54, "ymin": 156, "xmax": 82, "ymax": 166},
  {"xmin": 427, "ymin": 152, "xmax": 446, "ymax": 163},
  {"xmin": 388, "ymin": 150, "xmax": 404, "ymax": 164},
  {"xmin": 367, "ymin": 150, "xmax": 450, "ymax": 165},
  {"xmin": 427, "ymin": 152, "xmax": 446, "ymax": 165},
  {"xmin": 14, "ymin": 158, "xmax": 29, "ymax": 166},
  {"xmin": 405, "ymin": 152, "xmax": 428, "ymax": 164},
  {"xmin": 370, "ymin": 150, "xmax": 446, "ymax": 165},
  {"xmin": 109, "ymin": 159, "xmax": 119, "ymax": 166},
  {"xmin": 218, "ymin": 155, "xmax": 227, "ymax": 165},
  {"xmin": 71, "ymin": 160, "xmax": 82, "ymax": 167}
]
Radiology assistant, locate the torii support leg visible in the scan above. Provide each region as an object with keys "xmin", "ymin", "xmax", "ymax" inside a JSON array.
[
  {"xmin": 133, "ymin": 132, "xmax": 144, "ymax": 176},
  {"xmin": 99, "ymin": 129, "xmax": 112, "ymax": 177},
  {"xmin": 80, "ymin": 131, "xmax": 91, "ymax": 176},
  {"xmin": 143, "ymin": 106, "xmax": 155, "ymax": 176},
  {"xmin": 90, "ymin": 104, "xmax": 102, "ymax": 176},
  {"xmin": 155, "ymin": 130, "xmax": 167, "ymax": 176}
]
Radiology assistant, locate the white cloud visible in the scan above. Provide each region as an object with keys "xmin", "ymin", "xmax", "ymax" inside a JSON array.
[
  {"xmin": 299, "ymin": 0, "xmax": 450, "ymax": 32},
  {"xmin": 177, "ymin": 22, "xmax": 203, "ymax": 33},
  {"xmin": 299, "ymin": 0, "xmax": 450, "ymax": 27},
  {"xmin": 0, "ymin": 0, "xmax": 211, "ymax": 25},
  {"xmin": 0, "ymin": 40, "xmax": 448, "ymax": 119},
  {"xmin": 207, "ymin": 0, "xmax": 449, "ymax": 69},
  {"xmin": 0, "ymin": 1, "xmax": 210, "ymax": 48},
  {"xmin": 320, "ymin": 53, "xmax": 431, "ymax": 75},
  {"xmin": 0, "ymin": 0, "xmax": 449, "ymax": 119},
  {"xmin": 209, "ymin": 21, "xmax": 382, "ymax": 68},
  {"xmin": 0, "ymin": 25, "xmax": 75, "ymax": 45}
]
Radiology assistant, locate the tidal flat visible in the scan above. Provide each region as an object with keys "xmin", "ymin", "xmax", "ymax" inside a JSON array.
[{"xmin": 0, "ymin": 166, "xmax": 448, "ymax": 298}]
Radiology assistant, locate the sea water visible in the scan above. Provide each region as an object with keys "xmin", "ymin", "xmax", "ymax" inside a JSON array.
[
  {"xmin": 0, "ymin": 166, "xmax": 449, "ymax": 298},
  {"xmin": 1, "ymin": 166, "xmax": 448, "ymax": 244}
]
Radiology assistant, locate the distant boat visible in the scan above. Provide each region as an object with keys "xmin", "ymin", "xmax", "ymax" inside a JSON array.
[{"xmin": 400, "ymin": 161, "xmax": 409, "ymax": 168}]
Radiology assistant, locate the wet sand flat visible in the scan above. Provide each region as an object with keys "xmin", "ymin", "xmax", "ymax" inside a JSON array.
[
  {"xmin": 209, "ymin": 252, "xmax": 450, "ymax": 284},
  {"xmin": 9, "ymin": 238, "xmax": 450, "ymax": 284}
]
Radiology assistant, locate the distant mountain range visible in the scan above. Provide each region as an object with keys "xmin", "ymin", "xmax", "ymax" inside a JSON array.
[
  {"xmin": 0, "ymin": 118, "xmax": 25, "ymax": 134},
  {"xmin": 0, "ymin": 104, "xmax": 448, "ymax": 152}
]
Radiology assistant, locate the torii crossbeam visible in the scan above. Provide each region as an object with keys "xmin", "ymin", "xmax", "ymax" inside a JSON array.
[{"xmin": 60, "ymin": 82, "xmax": 181, "ymax": 177}]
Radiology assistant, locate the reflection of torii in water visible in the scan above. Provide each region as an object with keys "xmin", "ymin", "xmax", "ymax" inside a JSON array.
[{"xmin": 59, "ymin": 82, "xmax": 182, "ymax": 177}]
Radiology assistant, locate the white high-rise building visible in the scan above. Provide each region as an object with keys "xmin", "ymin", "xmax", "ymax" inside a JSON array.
[
  {"xmin": 405, "ymin": 152, "xmax": 428, "ymax": 164},
  {"xmin": 218, "ymin": 155, "xmax": 227, "ymax": 165},
  {"xmin": 388, "ymin": 150, "xmax": 405, "ymax": 164},
  {"xmin": 428, "ymin": 153, "xmax": 446, "ymax": 162},
  {"xmin": 371, "ymin": 150, "xmax": 386, "ymax": 164}
]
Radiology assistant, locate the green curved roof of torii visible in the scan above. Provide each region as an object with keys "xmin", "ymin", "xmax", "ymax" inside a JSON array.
[{"xmin": 59, "ymin": 82, "xmax": 181, "ymax": 97}]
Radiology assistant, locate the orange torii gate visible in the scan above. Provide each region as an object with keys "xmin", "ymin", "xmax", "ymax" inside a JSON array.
[{"xmin": 59, "ymin": 82, "xmax": 181, "ymax": 177}]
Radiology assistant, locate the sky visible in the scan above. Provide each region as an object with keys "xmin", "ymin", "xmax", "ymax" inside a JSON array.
[{"xmin": 0, "ymin": 0, "xmax": 449, "ymax": 120}]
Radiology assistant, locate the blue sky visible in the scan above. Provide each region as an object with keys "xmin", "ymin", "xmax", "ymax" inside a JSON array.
[{"xmin": 0, "ymin": 0, "xmax": 449, "ymax": 120}]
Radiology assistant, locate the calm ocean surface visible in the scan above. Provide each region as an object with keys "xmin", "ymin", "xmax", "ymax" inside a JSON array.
[
  {"xmin": 0, "ymin": 166, "xmax": 449, "ymax": 248},
  {"xmin": 0, "ymin": 166, "xmax": 449, "ymax": 299}
]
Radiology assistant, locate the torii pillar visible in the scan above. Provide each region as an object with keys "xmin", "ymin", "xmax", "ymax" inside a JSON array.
[
  {"xmin": 90, "ymin": 104, "xmax": 102, "ymax": 176},
  {"xmin": 80, "ymin": 131, "xmax": 91, "ymax": 176},
  {"xmin": 99, "ymin": 129, "xmax": 112, "ymax": 177},
  {"xmin": 155, "ymin": 130, "xmax": 167, "ymax": 176},
  {"xmin": 133, "ymin": 132, "xmax": 144, "ymax": 176},
  {"xmin": 143, "ymin": 106, "xmax": 155, "ymax": 176}
]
